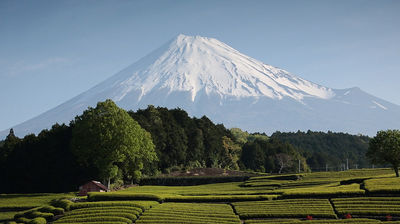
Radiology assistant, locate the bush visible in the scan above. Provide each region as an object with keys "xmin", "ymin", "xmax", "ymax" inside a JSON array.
[
  {"xmin": 15, "ymin": 217, "xmax": 32, "ymax": 223},
  {"xmin": 28, "ymin": 217, "xmax": 47, "ymax": 224},
  {"xmin": 24, "ymin": 211, "xmax": 53, "ymax": 220},
  {"xmin": 50, "ymin": 199, "xmax": 73, "ymax": 211},
  {"xmin": 38, "ymin": 205, "xmax": 64, "ymax": 215}
]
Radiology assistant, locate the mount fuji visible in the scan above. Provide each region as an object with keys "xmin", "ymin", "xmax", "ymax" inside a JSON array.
[{"xmin": 2, "ymin": 34, "xmax": 400, "ymax": 138}]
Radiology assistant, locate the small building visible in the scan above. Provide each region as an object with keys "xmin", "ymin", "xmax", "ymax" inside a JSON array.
[{"xmin": 78, "ymin": 180, "xmax": 108, "ymax": 196}]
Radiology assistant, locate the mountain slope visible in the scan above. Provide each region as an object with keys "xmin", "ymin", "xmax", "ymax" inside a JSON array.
[{"xmin": 2, "ymin": 34, "xmax": 399, "ymax": 138}]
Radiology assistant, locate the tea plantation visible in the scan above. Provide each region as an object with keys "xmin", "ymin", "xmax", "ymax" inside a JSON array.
[{"xmin": 2, "ymin": 168, "xmax": 400, "ymax": 224}]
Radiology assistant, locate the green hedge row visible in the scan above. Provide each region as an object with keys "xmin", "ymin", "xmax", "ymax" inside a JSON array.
[
  {"xmin": 66, "ymin": 207, "xmax": 141, "ymax": 217},
  {"xmin": 87, "ymin": 192, "xmax": 278, "ymax": 203},
  {"xmin": 332, "ymin": 197, "xmax": 400, "ymax": 216},
  {"xmin": 232, "ymin": 199, "xmax": 337, "ymax": 219},
  {"xmin": 56, "ymin": 212, "xmax": 137, "ymax": 222},
  {"xmin": 87, "ymin": 192, "xmax": 162, "ymax": 202},
  {"xmin": 53, "ymin": 216, "xmax": 133, "ymax": 224},
  {"xmin": 140, "ymin": 175, "xmax": 250, "ymax": 186},
  {"xmin": 245, "ymin": 218, "xmax": 384, "ymax": 223},
  {"xmin": 164, "ymin": 194, "xmax": 277, "ymax": 202},
  {"xmin": 136, "ymin": 202, "xmax": 240, "ymax": 224},
  {"xmin": 69, "ymin": 201, "xmax": 159, "ymax": 211}
]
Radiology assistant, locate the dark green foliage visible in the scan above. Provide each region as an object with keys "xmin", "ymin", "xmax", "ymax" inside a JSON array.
[
  {"xmin": 70, "ymin": 99, "xmax": 157, "ymax": 185},
  {"xmin": 128, "ymin": 106, "xmax": 237, "ymax": 172},
  {"xmin": 367, "ymin": 129, "xmax": 400, "ymax": 177},
  {"xmin": 271, "ymin": 131, "xmax": 371, "ymax": 171},
  {"xmin": 0, "ymin": 103, "xmax": 238, "ymax": 193},
  {"xmin": 241, "ymin": 138, "xmax": 308, "ymax": 173},
  {"xmin": 0, "ymin": 124, "xmax": 92, "ymax": 193},
  {"xmin": 0, "ymin": 129, "xmax": 20, "ymax": 164}
]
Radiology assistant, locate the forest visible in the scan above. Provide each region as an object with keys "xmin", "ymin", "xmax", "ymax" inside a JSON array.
[{"xmin": 0, "ymin": 101, "xmax": 372, "ymax": 193}]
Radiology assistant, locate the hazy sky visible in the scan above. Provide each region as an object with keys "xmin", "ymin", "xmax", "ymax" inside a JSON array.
[{"xmin": 1, "ymin": 0, "xmax": 399, "ymax": 131}]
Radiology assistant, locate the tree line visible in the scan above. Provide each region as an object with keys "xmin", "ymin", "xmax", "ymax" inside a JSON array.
[{"xmin": 0, "ymin": 99, "xmax": 383, "ymax": 193}]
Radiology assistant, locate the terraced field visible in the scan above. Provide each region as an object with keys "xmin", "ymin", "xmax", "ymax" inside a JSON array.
[
  {"xmin": 244, "ymin": 218, "xmax": 400, "ymax": 223},
  {"xmin": 53, "ymin": 201, "xmax": 159, "ymax": 224},
  {"xmin": 2, "ymin": 168, "xmax": 400, "ymax": 224},
  {"xmin": 332, "ymin": 197, "xmax": 400, "ymax": 217},
  {"xmin": 136, "ymin": 203, "xmax": 240, "ymax": 224},
  {"xmin": 232, "ymin": 199, "xmax": 337, "ymax": 219},
  {"xmin": 0, "ymin": 193, "xmax": 75, "ymax": 223},
  {"xmin": 364, "ymin": 177, "xmax": 400, "ymax": 194}
]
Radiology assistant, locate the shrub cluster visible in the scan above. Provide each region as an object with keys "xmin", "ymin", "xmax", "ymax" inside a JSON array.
[
  {"xmin": 13, "ymin": 205, "xmax": 64, "ymax": 223},
  {"xmin": 50, "ymin": 199, "xmax": 73, "ymax": 211}
]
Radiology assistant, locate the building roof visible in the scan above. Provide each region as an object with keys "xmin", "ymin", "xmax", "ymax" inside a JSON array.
[{"xmin": 85, "ymin": 180, "xmax": 108, "ymax": 190}]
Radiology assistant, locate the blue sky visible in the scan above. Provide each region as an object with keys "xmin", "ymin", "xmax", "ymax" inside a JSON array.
[{"xmin": 0, "ymin": 0, "xmax": 399, "ymax": 131}]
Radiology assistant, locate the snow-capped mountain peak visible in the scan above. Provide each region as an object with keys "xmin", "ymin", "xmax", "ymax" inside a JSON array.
[{"xmin": 104, "ymin": 34, "xmax": 335, "ymax": 103}]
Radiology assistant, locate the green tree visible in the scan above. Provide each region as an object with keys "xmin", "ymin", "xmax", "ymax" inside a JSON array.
[
  {"xmin": 0, "ymin": 129, "xmax": 20, "ymax": 164},
  {"xmin": 221, "ymin": 136, "xmax": 241, "ymax": 170},
  {"xmin": 70, "ymin": 99, "xmax": 157, "ymax": 187},
  {"xmin": 367, "ymin": 130, "xmax": 400, "ymax": 177}
]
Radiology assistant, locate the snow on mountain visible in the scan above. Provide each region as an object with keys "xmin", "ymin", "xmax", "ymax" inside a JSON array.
[
  {"xmin": 1, "ymin": 34, "xmax": 399, "ymax": 138},
  {"xmin": 113, "ymin": 34, "xmax": 335, "ymax": 102}
]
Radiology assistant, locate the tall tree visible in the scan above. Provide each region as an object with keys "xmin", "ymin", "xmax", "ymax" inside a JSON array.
[
  {"xmin": 70, "ymin": 99, "xmax": 157, "ymax": 187},
  {"xmin": 0, "ymin": 129, "xmax": 20, "ymax": 164},
  {"xmin": 367, "ymin": 130, "xmax": 400, "ymax": 177}
]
